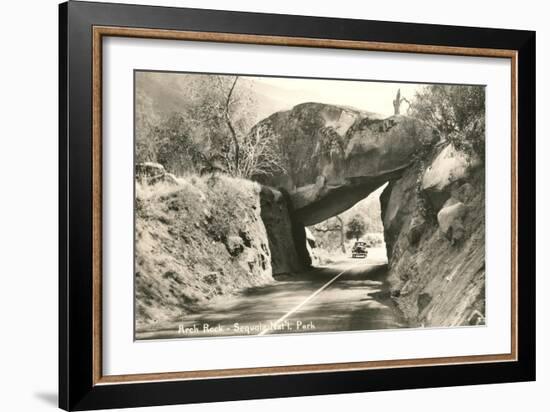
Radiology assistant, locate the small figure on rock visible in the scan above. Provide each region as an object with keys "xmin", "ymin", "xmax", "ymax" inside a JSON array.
[{"xmin": 393, "ymin": 89, "xmax": 410, "ymax": 115}]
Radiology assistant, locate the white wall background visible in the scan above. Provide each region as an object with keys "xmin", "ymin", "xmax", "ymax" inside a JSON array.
[{"xmin": 0, "ymin": 0, "xmax": 546, "ymax": 411}]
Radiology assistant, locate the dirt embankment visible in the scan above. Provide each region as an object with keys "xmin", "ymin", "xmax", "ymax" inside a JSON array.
[
  {"xmin": 381, "ymin": 143, "xmax": 485, "ymax": 327},
  {"xmin": 135, "ymin": 175, "xmax": 306, "ymax": 329}
]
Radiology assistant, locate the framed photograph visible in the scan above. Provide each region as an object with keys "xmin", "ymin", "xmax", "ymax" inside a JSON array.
[{"xmin": 59, "ymin": 1, "xmax": 535, "ymax": 410}]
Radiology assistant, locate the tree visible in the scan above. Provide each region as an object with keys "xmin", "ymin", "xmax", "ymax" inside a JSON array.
[
  {"xmin": 180, "ymin": 74, "xmax": 284, "ymax": 178},
  {"xmin": 149, "ymin": 113, "xmax": 204, "ymax": 176},
  {"xmin": 211, "ymin": 76, "xmax": 286, "ymax": 178},
  {"xmin": 180, "ymin": 75, "xmax": 250, "ymax": 174},
  {"xmin": 335, "ymin": 216, "xmax": 346, "ymax": 252},
  {"xmin": 238, "ymin": 123, "xmax": 286, "ymax": 178},
  {"xmin": 346, "ymin": 214, "xmax": 366, "ymax": 241},
  {"xmin": 135, "ymin": 73, "xmax": 285, "ymax": 178},
  {"xmin": 135, "ymin": 89, "xmax": 160, "ymax": 163},
  {"xmin": 222, "ymin": 76, "xmax": 240, "ymax": 171},
  {"xmin": 408, "ymin": 85, "xmax": 485, "ymax": 157}
]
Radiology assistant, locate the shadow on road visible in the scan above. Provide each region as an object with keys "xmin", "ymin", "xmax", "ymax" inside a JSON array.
[
  {"xmin": 274, "ymin": 262, "xmax": 388, "ymax": 282},
  {"xmin": 136, "ymin": 260, "xmax": 407, "ymax": 340}
]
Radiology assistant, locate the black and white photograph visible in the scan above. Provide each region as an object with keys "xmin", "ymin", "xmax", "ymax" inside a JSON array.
[
  {"xmin": 134, "ymin": 72, "xmax": 486, "ymax": 340},
  {"xmin": 0, "ymin": 0, "xmax": 542, "ymax": 410}
]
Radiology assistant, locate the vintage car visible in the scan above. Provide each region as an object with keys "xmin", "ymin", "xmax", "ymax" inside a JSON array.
[{"xmin": 351, "ymin": 241, "xmax": 368, "ymax": 258}]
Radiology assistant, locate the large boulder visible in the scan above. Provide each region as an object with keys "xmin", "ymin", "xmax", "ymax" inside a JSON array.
[
  {"xmin": 256, "ymin": 102, "xmax": 434, "ymax": 225},
  {"xmin": 136, "ymin": 162, "xmax": 165, "ymax": 180},
  {"xmin": 437, "ymin": 198, "xmax": 468, "ymax": 243},
  {"xmin": 136, "ymin": 162, "xmax": 178, "ymax": 185},
  {"xmin": 421, "ymin": 144, "xmax": 480, "ymax": 210}
]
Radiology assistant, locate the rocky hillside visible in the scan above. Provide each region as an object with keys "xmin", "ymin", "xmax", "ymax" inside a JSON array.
[
  {"xmin": 381, "ymin": 143, "xmax": 485, "ymax": 327},
  {"xmin": 135, "ymin": 172, "xmax": 306, "ymax": 329}
]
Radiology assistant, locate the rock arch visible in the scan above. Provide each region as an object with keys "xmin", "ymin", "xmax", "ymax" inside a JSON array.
[{"xmin": 255, "ymin": 102, "xmax": 434, "ymax": 226}]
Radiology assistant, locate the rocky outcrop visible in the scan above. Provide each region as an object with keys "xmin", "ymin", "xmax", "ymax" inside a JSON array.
[
  {"xmin": 437, "ymin": 198, "xmax": 468, "ymax": 244},
  {"xmin": 421, "ymin": 144, "xmax": 481, "ymax": 210},
  {"xmin": 259, "ymin": 186, "xmax": 310, "ymax": 274},
  {"xmin": 380, "ymin": 144, "xmax": 485, "ymax": 327},
  {"xmin": 136, "ymin": 162, "xmax": 178, "ymax": 185},
  {"xmin": 257, "ymin": 102, "xmax": 435, "ymax": 225}
]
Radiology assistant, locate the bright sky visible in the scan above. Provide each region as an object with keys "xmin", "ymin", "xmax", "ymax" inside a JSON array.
[{"xmin": 247, "ymin": 76, "xmax": 424, "ymax": 118}]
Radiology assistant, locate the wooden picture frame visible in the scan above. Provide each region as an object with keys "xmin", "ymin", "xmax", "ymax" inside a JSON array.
[{"xmin": 59, "ymin": 1, "xmax": 535, "ymax": 410}]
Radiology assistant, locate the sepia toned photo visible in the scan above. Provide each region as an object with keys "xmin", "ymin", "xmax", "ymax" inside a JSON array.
[{"xmin": 134, "ymin": 71, "xmax": 486, "ymax": 340}]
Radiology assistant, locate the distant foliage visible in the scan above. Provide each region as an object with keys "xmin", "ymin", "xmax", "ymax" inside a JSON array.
[
  {"xmin": 346, "ymin": 214, "xmax": 367, "ymax": 241},
  {"xmin": 408, "ymin": 85, "xmax": 486, "ymax": 158},
  {"xmin": 342, "ymin": 187, "xmax": 385, "ymax": 233},
  {"xmin": 142, "ymin": 114, "xmax": 205, "ymax": 176},
  {"xmin": 135, "ymin": 74, "xmax": 285, "ymax": 179}
]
